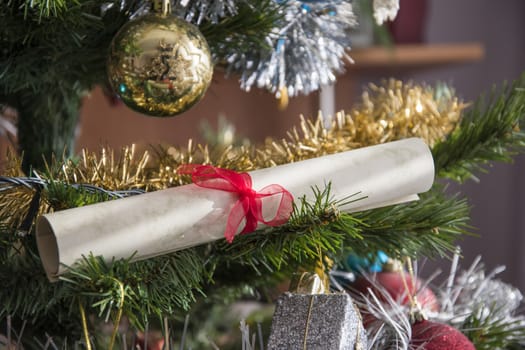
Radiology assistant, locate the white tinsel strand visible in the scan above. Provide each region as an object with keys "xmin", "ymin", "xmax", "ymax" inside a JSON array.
[
  {"xmin": 107, "ymin": 1, "xmax": 399, "ymax": 96},
  {"xmin": 372, "ymin": 0, "xmax": 399, "ymax": 25},
  {"xmin": 431, "ymin": 256, "xmax": 525, "ymax": 344},
  {"xmin": 106, "ymin": 0, "xmax": 241, "ymax": 24},
  {"xmin": 227, "ymin": 0, "xmax": 357, "ymax": 97},
  {"xmin": 363, "ymin": 291, "xmax": 412, "ymax": 350},
  {"xmin": 100, "ymin": 0, "xmax": 150, "ymax": 19},
  {"xmin": 172, "ymin": 0, "xmax": 240, "ymax": 24},
  {"xmin": 110, "ymin": 0, "xmax": 399, "ymax": 96},
  {"xmin": 345, "ymin": 255, "xmax": 525, "ymax": 349}
]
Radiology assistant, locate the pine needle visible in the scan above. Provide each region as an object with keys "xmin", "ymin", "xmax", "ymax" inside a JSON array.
[{"xmin": 433, "ymin": 73, "xmax": 525, "ymax": 183}]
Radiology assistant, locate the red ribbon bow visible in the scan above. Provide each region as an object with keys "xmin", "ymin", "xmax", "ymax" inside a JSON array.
[{"xmin": 178, "ymin": 165, "xmax": 293, "ymax": 243}]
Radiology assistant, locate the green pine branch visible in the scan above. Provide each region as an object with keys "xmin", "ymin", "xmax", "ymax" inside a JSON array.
[
  {"xmin": 44, "ymin": 179, "xmax": 112, "ymax": 210},
  {"xmin": 1, "ymin": 0, "xmax": 281, "ymax": 96},
  {"xmin": 0, "ymin": 0, "xmax": 143, "ymax": 170},
  {"xmin": 59, "ymin": 248, "xmax": 207, "ymax": 328},
  {"xmin": 14, "ymin": 0, "xmax": 70, "ymax": 19},
  {"xmin": 0, "ymin": 0, "xmax": 283, "ymax": 170},
  {"xmin": 0, "ymin": 181, "xmax": 470, "ymax": 344},
  {"xmin": 209, "ymin": 186, "xmax": 363, "ymax": 276},
  {"xmin": 433, "ymin": 73, "xmax": 525, "ymax": 183},
  {"xmin": 209, "ymin": 184, "xmax": 470, "ymax": 284},
  {"xmin": 462, "ymin": 305, "xmax": 525, "ymax": 350},
  {"xmin": 1, "ymin": 63, "xmax": 524, "ymax": 346},
  {"xmin": 200, "ymin": 0, "xmax": 282, "ymax": 63},
  {"xmin": 352, "ymin": 187, "xmax": 472, "ymax": 259},
  {"xmin": 0, "ymin": 1, "xmax": 134, "ymax": 95},
  {"xmin": 0, "ymin": 223, "xmax": 84, "ymax": 340}
]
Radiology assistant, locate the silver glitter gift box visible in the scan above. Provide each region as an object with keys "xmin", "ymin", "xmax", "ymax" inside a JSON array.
[{"xmin": 267, "ymin": 292, "xmax": 367, "ymax": 350}]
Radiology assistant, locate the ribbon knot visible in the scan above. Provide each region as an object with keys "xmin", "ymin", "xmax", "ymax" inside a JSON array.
[
  {"xmin": 178, "ymin": 164, "xmax": 293, "ymax": 243},
  {"xmin": 240, "ymin": 187, "xmax": 256, "ymax": 198}
]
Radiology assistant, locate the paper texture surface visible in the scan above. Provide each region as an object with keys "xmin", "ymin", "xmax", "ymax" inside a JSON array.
[{"xmin": 36, "ymin": 138, "xmax": 434, "ymax": 280}]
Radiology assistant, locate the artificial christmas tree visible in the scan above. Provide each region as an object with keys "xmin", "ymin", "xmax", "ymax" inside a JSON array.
[{"xmin": 1, "ymin": 0, "xmax": 525, "ymax": 349}]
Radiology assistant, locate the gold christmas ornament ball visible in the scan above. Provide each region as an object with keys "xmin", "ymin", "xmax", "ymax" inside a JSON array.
[{"xmin": 107, "ymin": 14, "xmax": 213, "ymax": 117}]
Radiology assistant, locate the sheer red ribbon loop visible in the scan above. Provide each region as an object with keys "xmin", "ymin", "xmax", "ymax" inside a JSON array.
[{"xmin": 178, "ymin": 164, "xmax": 293, "ymax": 243}]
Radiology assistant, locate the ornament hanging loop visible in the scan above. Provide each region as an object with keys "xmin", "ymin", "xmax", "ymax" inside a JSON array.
[{"xmin": 152, "ymin": 0, "xmax": 171, "ymax": 15}]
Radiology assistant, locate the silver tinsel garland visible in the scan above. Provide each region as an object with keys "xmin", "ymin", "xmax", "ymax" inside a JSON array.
[
  {"xmin": 433, "ymin": 255, "xmax": 525, "ymax": 346},
  {"xmin": 172, "ymin": 0, "xmax": 240, "ymax": 24},
  {"xmin": 373, "ymin": 0, "xmax": 399, "ymax": 25},
  {"xmin": 106, "ymin": 0, "xmax": 399, "ymax": 96},
  {"xmin": 227, "ymin": 0, "xmax": 357, "ymax": 97},
  {"xmin": 341, "ymin": 254, "xmax": 525, "ymax": 350}
]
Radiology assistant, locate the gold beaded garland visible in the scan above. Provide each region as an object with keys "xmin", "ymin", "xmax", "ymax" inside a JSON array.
[{"xmin": 107, "ymin": 14, "xmax": 213, "ymax": 117}]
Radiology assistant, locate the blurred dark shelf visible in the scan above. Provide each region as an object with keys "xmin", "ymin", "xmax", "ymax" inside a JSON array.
[{"xmin": 348, "ymin": 43, "xmax": 485, "ymax": 70}]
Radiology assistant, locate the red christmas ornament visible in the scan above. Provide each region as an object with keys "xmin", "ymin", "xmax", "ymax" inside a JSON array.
[
  {"xmin": 411, "ymin": 320, "xmax": 475, "ymax": 350},
  {"xmin": 354, "ymin": 271, "xmax": 439, "ymax": 311}
]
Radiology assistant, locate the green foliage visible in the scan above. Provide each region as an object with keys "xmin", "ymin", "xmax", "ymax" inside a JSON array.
[
  {"xmin": 355, "ymin": 0, "xmax": 393, "ymax": 47},
  {"xmin": 210, "ymin": 184, "xmax": 470, "ymax": 281},
  {"xmin": 0, "ymin": 222, "xmax": 83, "ymax": 340},
  {"xmin": 0, "ymin": 1, "xmax": 135, "ymax": 96},
  {"xmin": 0, "ymin": 0, "xmax": 142, "ymax": 170},
  {"xmin": 200, "ymin": 0, "xmax": 282, "ymax": 63},
  {"xmin": 462, "ymin": 305, "xmax": 525, "ymax": 350},
  {"xmin": 44, "ymin": 180, "xmax": 111, "ymax": 210},
  {"xmin": 60, "ymin": 249, "xmax": 207, "ymax": 329},
  {"xmin": 0, "ymin": 181, "xmax": 470, "ymax": 346},
  {"xmin": 18, "ymin": 0, "xmax": 71, "ymax": 19},
  {"xmin": 0, "ymin": 0, "xmax": 282, "ymax": 171},
  {"xmin": 209, "ymin": 187, "xmax": 364, "ymax": 277},
  {"xmin": 352, "ymin": 187, "xmax": 471, "ymax": 259},
  {"xmin": 0, "ymin": 0, "xmax": 280, "ymax": 96},
  {"xmin": 433, "ymin": 73, "xmax": 525, "ymax": 182},
  {"xmin": 2, "ymin": 70, "xmax": 525, "ymax": 346}
]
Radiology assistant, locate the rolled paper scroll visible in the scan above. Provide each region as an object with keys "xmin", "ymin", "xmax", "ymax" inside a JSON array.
[{"xmin": 36, "ymin": 138, "xmax": 434, "ymax": 281}]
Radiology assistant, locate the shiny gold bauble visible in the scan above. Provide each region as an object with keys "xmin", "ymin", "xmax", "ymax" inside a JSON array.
[{"xmin": 107, "ymin": 14, "xmax": 213, "ymax": 117}]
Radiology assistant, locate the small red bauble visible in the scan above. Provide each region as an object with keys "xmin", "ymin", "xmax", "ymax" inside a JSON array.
[
  {"xmin": 411, "ymin": 320, "xmax": 475, "ymax": 350},
  {"xmin": 354, "ymin": 271, "xmax": 439, "ymax": 311}
]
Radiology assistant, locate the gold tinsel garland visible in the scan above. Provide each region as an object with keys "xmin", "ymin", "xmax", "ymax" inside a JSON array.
[{"xmin": 1, "ymin": 80, "xmax": 465, "ymax": 228}]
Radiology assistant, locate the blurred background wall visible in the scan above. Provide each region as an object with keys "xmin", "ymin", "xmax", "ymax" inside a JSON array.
[
  {"xmin": 408, "ymin": 0, "xmax": 525, "ymax": 291},
  {"xmin": 347, "ymin": 0, "xmax": 525, "ymax": 290}
]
